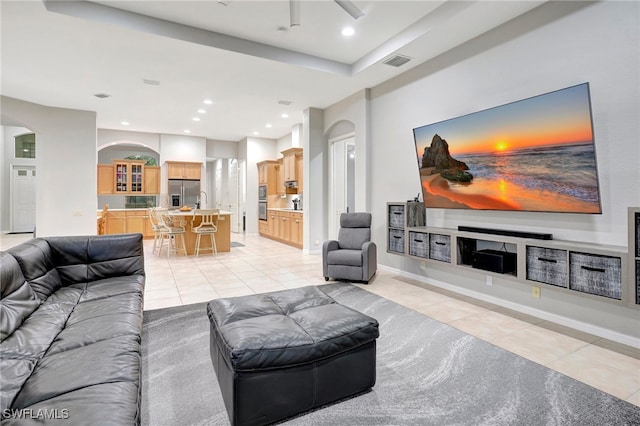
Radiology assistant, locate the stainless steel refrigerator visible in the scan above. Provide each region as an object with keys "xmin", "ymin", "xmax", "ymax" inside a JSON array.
[{"xmin": 168, "ymin": 179, "xmax": 200, "ymax": 209}]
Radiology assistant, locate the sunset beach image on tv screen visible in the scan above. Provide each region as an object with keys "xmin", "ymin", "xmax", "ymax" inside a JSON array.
[{"xmin": 412, "ymin": 83, "xmax": 602, "ymax": 214}]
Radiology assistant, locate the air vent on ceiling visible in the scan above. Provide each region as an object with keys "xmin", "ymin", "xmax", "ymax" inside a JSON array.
[
  {"xmin": 382, "ymin": 54, "xmax": 412, "ymax": 68},
  {"xmin": 143, "ymin": 79, "xmax": 160, "ymax": 86},
  {"xmin": 278, "ymin": 100, "xmax": 293, "ymax": 106},
  {"xmin": 93, "ymin": 93, "xmax": 111, "ymax": 99}
]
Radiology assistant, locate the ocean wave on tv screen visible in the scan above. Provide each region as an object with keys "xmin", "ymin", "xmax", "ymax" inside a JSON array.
[{"xmin": 457, "ymin": 143, "xmax": 601, "ymax": 204}]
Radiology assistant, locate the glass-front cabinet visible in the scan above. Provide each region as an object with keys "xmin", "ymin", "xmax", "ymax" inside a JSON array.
[{"xmin": 114, "ymin": 160, "xmax": 145, "ymax": 194}]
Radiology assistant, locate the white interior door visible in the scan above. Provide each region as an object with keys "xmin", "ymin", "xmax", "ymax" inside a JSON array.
[
  {"xmin": 329, "ymin": 136, "xmax": 355, "ymax": 239},
  {"xmin": 227, "ymin": 159, "xmax": 241, "ymax": 233},
  {"xmin": 12, "ymin": 165, "xmax": 36, "ymax": 233}
]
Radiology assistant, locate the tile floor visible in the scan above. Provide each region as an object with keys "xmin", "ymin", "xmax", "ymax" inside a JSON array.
[{"xmin": 2, "ymin": 231, "xmax": 639, "ymax": 407}]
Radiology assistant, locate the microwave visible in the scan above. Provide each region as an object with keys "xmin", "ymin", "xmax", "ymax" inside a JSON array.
[{"xmin": 259, "ymin": 185, "xmax": 267, "ymax": 201}]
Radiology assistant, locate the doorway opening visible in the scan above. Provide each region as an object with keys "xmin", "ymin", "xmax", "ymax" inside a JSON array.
[
  {"xmin": 329, "ymin": 134, "xmax": 355, "ymax": 239},
  {"xmin": 207, "ymin": 158, "xmax": 245, "ymax": 234}
]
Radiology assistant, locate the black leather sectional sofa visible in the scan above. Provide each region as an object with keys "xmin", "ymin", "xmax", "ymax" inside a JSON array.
[{"xmin": 0, "ymin": 233, "xmax": 145, "ymax": 425}]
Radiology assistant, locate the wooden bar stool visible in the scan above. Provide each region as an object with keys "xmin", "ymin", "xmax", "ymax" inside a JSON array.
[
  {"xmin": 191, "ymin": 209, "xmax": 220, "ymax": 257},
  {"xmin": 148, "ymin": 207, "xmax": 168, "ymax": 255},
  {"xmin": 157, "ymin": 213, "xmax": 187, "ymax": 258}
]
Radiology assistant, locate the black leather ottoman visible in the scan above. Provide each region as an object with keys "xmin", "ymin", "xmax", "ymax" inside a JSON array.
[{"xmin": 206, "ymin": 285, "xmax": 379, "ymax": 426}]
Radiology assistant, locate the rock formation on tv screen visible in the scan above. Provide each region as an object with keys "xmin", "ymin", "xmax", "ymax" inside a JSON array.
[{"xmin": 421, "ymin": 134, "xmax": 473, "ymax": 182}]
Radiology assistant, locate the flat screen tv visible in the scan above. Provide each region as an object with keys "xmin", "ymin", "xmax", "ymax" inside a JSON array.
[{"xmin": 412, "ymin": 83, "xmax": 602, "ymax": 214}]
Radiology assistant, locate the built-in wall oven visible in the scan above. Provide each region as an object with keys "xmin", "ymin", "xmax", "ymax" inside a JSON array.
[
  {"xmin": 258, "ymin": 201, "xmax": 267, "ymax": 221},
  {"xmin": 258, "ymin": 185, "xmax": 268, "ymax": 221}
]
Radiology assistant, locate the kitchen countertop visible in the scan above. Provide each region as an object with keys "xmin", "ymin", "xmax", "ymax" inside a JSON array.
[
  {"xmin": 267, "ymin": 208, "xmax": 303, "ymax": 212},
  {"xmin": 169, "ymin": 209, "xmax": 233, "ymax": 216},
  {"xmin": 97, "ymin": 208, "xmax": 151, "ymax": 212}
]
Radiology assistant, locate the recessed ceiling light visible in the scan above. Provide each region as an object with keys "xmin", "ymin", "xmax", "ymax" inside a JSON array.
[
  {"xmin": 121, "ymin": 121, "xmax": 129, "ymax": 126},
  {"xmin": 341, "ymin": 26, "xmax": 355, "ymax": 37},
  {"xmin": 197, "ymin": 109, "xmax": 206, "ymax": 114},
  {"xmin": 193, "ymin": 117, "xmax": 200, "ymax": 121},
  {"xmin": 265, "ymin": 123, "xmax": 272, "ymax": 128},
  {"xmin": 184, "ymin": 129, "xmax": 191, "ymax": 133},
  {"xmin": 203, "ymin": 99, "xmax": 213, "ymax": 105},
  {"xmin": 253, "ymin": 131, "xmax": 260, "ymax": 136},
  {"xmin": 281, "ymin": 113, "xmax": 289, "ymax": 118}
]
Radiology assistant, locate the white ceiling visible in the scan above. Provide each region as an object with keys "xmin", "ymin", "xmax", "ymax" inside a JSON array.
[{"xmin": 1, "ymin": 0, "xmax": 545, "ymax": 142}]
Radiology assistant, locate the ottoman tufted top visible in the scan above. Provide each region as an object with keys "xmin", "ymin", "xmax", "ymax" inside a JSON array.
[{"xmin": 207, "ymin": 286, "xmax": 379, "ymax": 371}]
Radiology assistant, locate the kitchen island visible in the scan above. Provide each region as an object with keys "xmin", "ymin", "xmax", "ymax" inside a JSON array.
[{"xmin": 168, "ymin": 209, "xmax": 233, "ymax": 254}]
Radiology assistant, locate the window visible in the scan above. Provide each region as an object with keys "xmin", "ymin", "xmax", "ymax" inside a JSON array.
[{"xmin": 15, "ymin": 133, "xmax": 36, "ymax": 158}]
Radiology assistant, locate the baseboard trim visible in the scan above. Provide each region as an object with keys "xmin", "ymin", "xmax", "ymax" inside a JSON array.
[{"xmin": 378, "ymin": 265, "xmax": 640, "ymax": 349}]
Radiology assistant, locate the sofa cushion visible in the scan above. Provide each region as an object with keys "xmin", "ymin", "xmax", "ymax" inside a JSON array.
[
  {"xmin": 337, "ymin": 228, "xmax": 371, "ymax": 250},
  {"xmin": 11, "ymin": 382, "xmax": 141, "ymax": 426},
  {"xmin": 45, "ymin": 234, "xmax": 145, "ymax": 286},
  {"xmin": 326, "ymin": 249, "xmax": 363, "ymax": 267},
  {"xmin": 0, "ymin": 252, "xmax": 41, "ymax": 343},
  {"xmin": 12, "ymin": 334, "xmax": 141, "ymax": 410},
  {"xmin": 7, "ymin": 239, "xmax": 62, "ymax": 301}
]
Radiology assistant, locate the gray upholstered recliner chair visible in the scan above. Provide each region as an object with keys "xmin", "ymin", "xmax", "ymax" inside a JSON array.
[{"xmin": 323, "ymin": 212, "xmax": 377, "ymax": 284}]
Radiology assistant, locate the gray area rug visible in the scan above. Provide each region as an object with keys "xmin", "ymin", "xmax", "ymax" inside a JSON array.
[{"xmin": 141, "ymin": 283, "xmax": 640, "ymax": 425}]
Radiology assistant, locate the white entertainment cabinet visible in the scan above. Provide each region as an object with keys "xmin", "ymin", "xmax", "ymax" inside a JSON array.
[{"xmin": 387, "ymin": 202, "xmax": 640, "ymax": 309}]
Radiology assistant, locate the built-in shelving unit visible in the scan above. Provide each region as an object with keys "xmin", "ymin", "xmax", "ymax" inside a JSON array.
[
  {"xmin": 629, "ymin": 207, "xmax": 640, "ymax": 305},
  {"xmin": 387, "ymin": 202, "xmax": 635, "ymax": 308},
  {"xmin": 387, "ymin": 202, "xmax": 425, "ymax": 255}
]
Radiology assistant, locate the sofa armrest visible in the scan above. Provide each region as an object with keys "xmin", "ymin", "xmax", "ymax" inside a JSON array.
[
  {"xmin": 361, "ymin": 241, "xmax": 377, "ymax": 282},
  {"xmin": 322, "ymin": 240, "xmax": 339, "ymax": 277}
]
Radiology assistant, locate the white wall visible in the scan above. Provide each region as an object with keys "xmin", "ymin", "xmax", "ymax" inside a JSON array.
[
  {"xmin": 159, "ymin": 133, "xmax": 207, "ymax": 199},
  {"xmin": 1, "ymin": 96, "xmax": 97, "ymax": 236},
  {"xmin": 357, "ymin": 1, "xmax": 639, "ymax": 339},
  {"xmin": 244, "ymin": 136, "xmax": 278, "ymax": 233},
  {"xmin": 206, "ymin": 138, "xmax": 238, "ymax": 159}
]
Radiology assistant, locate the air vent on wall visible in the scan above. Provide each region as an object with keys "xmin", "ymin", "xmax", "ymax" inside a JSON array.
[{"xmin": 382, "ymin": 54, "xmax": 412, "ymax": 68}]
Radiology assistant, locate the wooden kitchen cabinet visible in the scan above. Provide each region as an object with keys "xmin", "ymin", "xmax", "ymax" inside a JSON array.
[
  {"xmin": 126, "ymin": 210, "xmax": 147, "ymax": 235},
  {"xmin": 281, "ymin": 148, "xmax": 302, "ymax": 182},
  {"xmin": 143, "ymin": 166, "xmax": 160, "ymax": 194},
  {"xmin": 270, "ymin": 210, "xmax": 280, "ymax": 239},
  {"xmin": 106, "ymin": 211, "xmax": 127, "ymax": 235},
  {"xmin": 295, "ymin": 152, "xmax": 303, "ymax": 193},
  {"xmin": 114, "ymin": 160, "xmax": 145, "ymax": 194},
  {"xmin": 105, "ymin": 210, "xmax": 153, "ymax": 238},
  {"xmin": 167, "ymin": 161, "xmax": 202, "ymax": 180},
  {"xmin": 97, "ymin": 164, "xmax": 114, "ymax": 194},
  {"xmin": 257, "ymin": 160, "xmax": 279, "ymax": 194},
  {"xmin": 276, "ymin": 158, "xmax": 284, "ymax": 193},
  {"xmin": 98, "ymin": 161, "xmax": 158, "ymax": 195},
  {"xmin": 289, "ymin": 212, "xmax": 303, "ymax": 248},
  {"xmin": 260, "ymin": 210, "xmax": 302, "ymax": 248},
  {"xmin": 278, "ymin": 213, "xmax": 290, "ymax": 242},
  {"xmin": 258, "ymin": 220, "xmax": 269, "ymax": 235}
]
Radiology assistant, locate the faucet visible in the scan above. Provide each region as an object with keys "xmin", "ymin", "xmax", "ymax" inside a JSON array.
[{"xmin": 198, "ymin": 191, "xmax": 208, "ymax": 209}]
